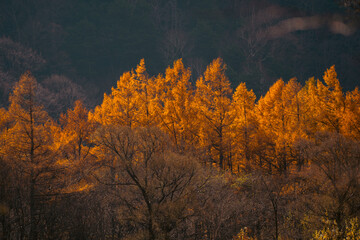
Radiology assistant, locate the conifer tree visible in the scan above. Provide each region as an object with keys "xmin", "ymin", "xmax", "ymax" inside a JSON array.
[
  {"xmin": 256, "ymin": 78, "xmax": 303, "ymax": 173},
  {"xmin": 59, "ymin": 100, "xmax": 94, "ymax": 162},
  {"xmin": 55, "ymin": 100, "xmax": 95, "ymax": 192},
  {"xmin": 4, "ymin": 72, "xmax": 56, "ymax": 239},
  {"xmin": 0, "ymin": 107, "xmax": 12, "ymax": 239},
  {"xmin": 194, "ymin": 58, "xmax": 234, "ymax": 170},
  {"xmin": 155, "ymin": 59, "xmax": 196, "ymax": 149},
  {"xmin": 342, "ymin": 87, "xmax": 360, "ymax": 139},
  {"xmin": 91, "ymin": 59, "xmax": 158, "ymax": 128},
  {"xmin": 231, "ymin": 82, "xmax": 257, "ymax": 172},
  {"xmin": 300, "ymin": 77, "xmax": 319, "ymax": 136},
  {"xmin": 135, "ymin": 59, "xmax": 158, "ymax": 127},
  {"xmin": 307, "ymin": 66, "xmax": 345, "ymax": 133}
]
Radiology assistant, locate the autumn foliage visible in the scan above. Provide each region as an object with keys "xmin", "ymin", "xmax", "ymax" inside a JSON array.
[{"xmin": 1, "ymin": 60, "xmax": 360, "ymax": 239}]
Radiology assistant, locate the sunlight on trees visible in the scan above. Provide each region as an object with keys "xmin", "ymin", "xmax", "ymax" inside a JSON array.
[
  {"xmin": 1, "ymin": 59, "xmax": 360, "ymax": 239},
  {"xmin": 194, "ymin": 58, "xmax": 234, "ymax": 170}
]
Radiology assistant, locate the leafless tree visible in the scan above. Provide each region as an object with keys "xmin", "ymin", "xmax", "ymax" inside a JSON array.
[
  {"xmin": 0, "ymin": 37, "xmax": 45, "ymax": 106},
  {"xmin": 295, "ymin": 132, "xmax": 360, "ymax": 237},
  {"xmin": 93, "ymin": 126, "xmax": 202, "ymax": 239},
  {"xmin": 37, "ymin": 75, "xmax": 87, "ymax": 119}
]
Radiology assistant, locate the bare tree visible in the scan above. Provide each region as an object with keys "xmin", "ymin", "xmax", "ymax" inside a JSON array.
[
  {"xmin": 93, "ymin": 126, "xmax": 206, "ymax": 239},
  {"xmin": 0, "ymin": 37, "xmax": 45, "ymax": 106},
  {"xmin": 233, "ymin": 1, "xmax": 288, "ymax": 94},
  {"xmin": 295, "ymin": 132, "xmax": 360, "ymax": 237},
  {"xmin": 37, "ymin": 75, "xmax": 87, "ymax": 119},
  {"xmin": 162, "ymin": 29, "xmax": 191, "ymax": 63}
]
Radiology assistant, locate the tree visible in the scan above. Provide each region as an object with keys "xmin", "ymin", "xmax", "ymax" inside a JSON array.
[
  {"xmin": 296, "ymin": 132, "xmax": 360, "ymax": 237},
  {"xmin": 38, "ymin": 75, "xmax": 88, "ymax": 119},
  {"xmin": 91, "ymin": 59, "xmax": 158, "ymax": 128},
  {"xmin": 303, "ymin": 66, "xmax": 345, "ymax": 134},
  {"xmin": 234, "ymin": 172, "xmax": 301, "ymax": 240},
  {"xmin": 320, "ymin": 66, "xmax": 345, "ymax": 132},
  {"xmin": 0, "ymin": 107, "xmax": 13, "ymax": 240},
  {"xmin": 194, "ymin": 173, "xmax": 241, "ymax": 240},
  {"xmin": 0, "ymin": 37, "xmax": 46, "ymax": 107},
  {"xmin": 194, "ymin": 58, "xmax": 234, "ymax": 170},
  {"xmin": 59, "ymin": 100, "xmax": 94, "ymax": 161},
  {"xmin": 55, "ymin": 100, "xmax": 96, "ymax": 191},
  {"xmin": 255, "ymin": 78, "xmax": 304, "ymax": 174},
  {"xmin": 255, "ymin": 79, "xmax": 284, "ymax": 173},
  {"xmin": 230, "ymin": 0, "xmax": 284, "ymax": 94},
  {"xmin": 231, "ymin": 82, "xmax": 257, "ymax": 172},
  {"xmin": 155, "ymin": 59, "xmax": 197, "ymax": 150},
  {"xmin": 92, "ymin": 126, "xmax": 206, "ymax": 239},
  {"xmin": 342, "ymin": 87, "xmax": 360, "ymax": 140},
  {"xmin": 3, "ymin": 72, "xmax": 57, "ymax": 239}
]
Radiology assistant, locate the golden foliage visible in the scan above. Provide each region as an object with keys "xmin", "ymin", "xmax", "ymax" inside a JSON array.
[
  {"xmin": 90, "ymin": 59, "xmax": 158, "ymax": 127},
  {"xmin": 87, "ymin": 60, "xmax": 359, "ymax": 175},
  {"xmin": 155, "ymin": 59, "xmax": 196, "ymax": 148},
  {"xmin": 2, "ymin": 60, "xmax": 360, "ymax": 240},
  {"xmin": 194, "ymin": 58, "xmax": 234, "ymax": 169},
  {"xmin": 4, "ymin": 62, "xmax": 360, "ymax": 178},
  {"xmin": 231, "ymin": 82, "xmax": 257, "ymax": 172}
]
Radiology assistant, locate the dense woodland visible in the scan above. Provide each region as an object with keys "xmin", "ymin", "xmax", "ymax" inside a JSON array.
[
  {"xmin": 1, "ymin": 58, "xmax": 360, "ymax": 239},
  {"xmin": 1, "ymin": 0, "xmax": 360, "ymax": 239}
]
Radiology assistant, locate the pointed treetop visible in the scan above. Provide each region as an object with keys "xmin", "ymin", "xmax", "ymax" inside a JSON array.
[
  {"xmin": 136, "ymin": 58, "xmax": 147, "ymax": 77},
  {"xmin": 9, "ymin": 71, "xmax": 38, "ymax": 107},
  {"xmin": 323, "ymin": 65, "xmax": 341, "ymax": 91}
]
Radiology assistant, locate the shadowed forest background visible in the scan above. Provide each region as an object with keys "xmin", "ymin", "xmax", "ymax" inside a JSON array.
[
  {"xmin": 1, "ymin": 0, "xmax": 360, "ymax": 108},
  {"xmin": 1, "ymin": 0, "xmax": 360, "ymax": 239}
]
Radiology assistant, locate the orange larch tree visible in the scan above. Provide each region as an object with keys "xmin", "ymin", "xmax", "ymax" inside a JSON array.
[
  {"xmin": 231, "ymin": 82, "xmax": 257, "ymax": 172},
  {"xmin": 300, "ymin": 77, "xmax": 320, "ymax": 137},
  {"xmin": 193, "ymin": 58, "xmax": 234, "ymax": 170},
  {"xmin": 3, "ymin": 72, "xmax": 57, "ymax": 239},
  {"xmin": 342, "ymin": 87, "xmax": 360, "ymax": 139},
  {"xmin": 310, "ymin": 66, "xmax": 345, "ymax": 133},
  {"xmin": 0, "ymin": 107, "xmax": 12, "ymax": 239},
  {"xmin": 155, "ymin": 59, "xmax": 197, "ymax": 150},
  {"xmin": 90, "ymin": 70, "xmax": 139, "ymax": 127},
  {"xmin": 256, "ymin": 79, "xmax": 285, "ymax": 173},
  {"xmin": 90, "ymin": 59, "xmax": 158, "ymax": 128},
  {"xmin": 54, "ymin": 100, "xmax": 96, "ymax": 192},
  {"xmin": 256, "ymin": 78, "xmax": 303, "ymax": 174}
]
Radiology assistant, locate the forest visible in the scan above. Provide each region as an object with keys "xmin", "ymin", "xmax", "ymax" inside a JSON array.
[
  {"xmin": 1, "ymin": 0, "xmax": 360, "ymax": 239},
  {"xmin": 0, "ymin": 58, "xmax": 360, "ymax": 239}
]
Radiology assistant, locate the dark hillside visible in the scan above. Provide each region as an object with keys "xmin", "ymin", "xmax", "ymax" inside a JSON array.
[{"xmin": 0, "ymin": 0, "xmax": 359, "ymax": 102}]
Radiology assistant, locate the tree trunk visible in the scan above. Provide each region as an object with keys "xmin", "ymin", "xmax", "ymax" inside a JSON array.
[{"xmin": 29, "ymin": 176, "xmax": 37, "ymax": 240}]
